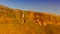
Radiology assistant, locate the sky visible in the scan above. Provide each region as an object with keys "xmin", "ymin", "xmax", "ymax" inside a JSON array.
[{"xmin": 0, "ymin": 0, "xmax": 60, "ymax": 15}]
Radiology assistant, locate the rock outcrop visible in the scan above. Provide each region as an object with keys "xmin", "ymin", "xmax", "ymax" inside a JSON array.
[{"xmin": 24, "ymin": 11, "xmax": 60, "ymax": 26}]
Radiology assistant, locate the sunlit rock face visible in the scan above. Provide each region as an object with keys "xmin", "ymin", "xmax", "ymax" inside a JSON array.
[
  {"xmin": 0, "ymin": 5, "xmax": 60, "ymax": 34},
  {"xmin": 24, "ymin": 11, "xmax": 60, "ymax": 26}
]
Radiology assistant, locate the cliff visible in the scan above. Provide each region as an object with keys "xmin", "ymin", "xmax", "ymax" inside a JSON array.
[
  {"xmin": 24, "ymin": 10, "xmax": 60, "ymax": 25},
  {"xmin": 0, "ymin": 5, "xmax": 60, "ymax": 34}
]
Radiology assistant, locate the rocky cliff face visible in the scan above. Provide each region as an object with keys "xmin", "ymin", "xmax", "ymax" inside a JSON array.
[
  {"xmin": 24, "ymin": 11, "xmax": 60, "ymax": 26},
  {"xmin": 0, "ymin": 5, "xmax": 60, "ymax": 34}
]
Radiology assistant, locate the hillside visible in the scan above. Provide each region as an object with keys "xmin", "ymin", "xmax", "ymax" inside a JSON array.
[{"xmin": 0, "ymin": 5, "xmax": 60, "ymax": 34}]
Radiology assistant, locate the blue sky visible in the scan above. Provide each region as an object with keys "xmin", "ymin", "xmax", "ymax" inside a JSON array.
[{"xmin": 0, "ymin": 0, "xmax": 60, "ymax": 15}]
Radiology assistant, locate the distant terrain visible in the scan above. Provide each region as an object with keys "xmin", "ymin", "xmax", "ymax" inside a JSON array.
[{"xmin": 0, "ymin": 5, "xmax": 60, "ymax": 34}]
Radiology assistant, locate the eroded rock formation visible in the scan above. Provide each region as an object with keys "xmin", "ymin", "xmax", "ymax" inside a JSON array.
[
  {"xmin": 24, "ymin": 11, "xmax": 60, "ymax": 26},
  {"xmin": 0, "ymin": 5, "xmax": 60, "ymax": 34}
]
